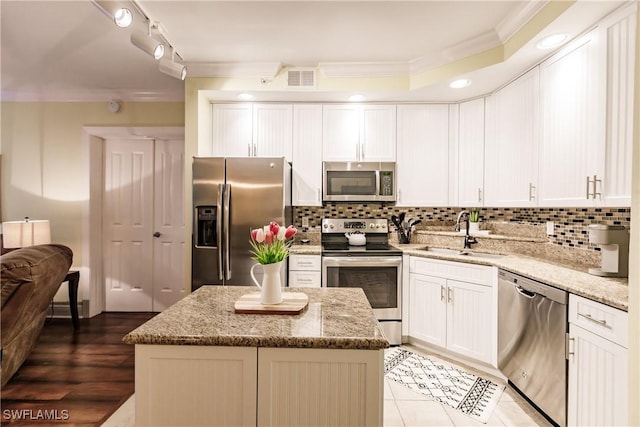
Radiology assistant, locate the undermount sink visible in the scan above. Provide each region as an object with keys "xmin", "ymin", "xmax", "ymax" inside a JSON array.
[{"xmin": 421, "ymin": 247, "xmax": 506, "ymax": 259}]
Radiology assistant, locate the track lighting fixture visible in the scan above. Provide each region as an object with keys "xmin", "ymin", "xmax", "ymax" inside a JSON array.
[
  {"xmin": 131, "ymin": 28, "xmax": 164, "ymax": 60},
  {"xmin": 92, "ymin": 0, "xmax": 133, "ymax": 28},
  {"xmin": 159, "ymin": 58, "xmax": 187, "ymax": 80}
]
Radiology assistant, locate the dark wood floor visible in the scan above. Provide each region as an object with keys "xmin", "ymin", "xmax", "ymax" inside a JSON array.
[{"xmin": 1, "ymin": 312, "xmax": 156, "ymax": 426}]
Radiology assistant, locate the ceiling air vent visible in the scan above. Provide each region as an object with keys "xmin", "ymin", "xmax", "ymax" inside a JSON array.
[{"xmin": 287, "ymin": 69, "xmax": 316, "ymax": 89}]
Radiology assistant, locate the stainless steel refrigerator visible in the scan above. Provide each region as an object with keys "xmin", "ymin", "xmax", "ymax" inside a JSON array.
[{"xmin": 192, "ymin": 157, "xmax": 292, "ymax": 290}]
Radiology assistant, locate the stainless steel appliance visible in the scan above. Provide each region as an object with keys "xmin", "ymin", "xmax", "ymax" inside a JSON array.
[
  {"xmin": 323, "ymin": 162, "xmax": 396, "ymax": 202},
  {"xmin": 192, "ymin": 157, "xmax": 292, "ymax": 290},
  {"xmin": 498, "ymin": 269, "xmax": 568, "ymax": 427},
  {"xmin": 321, "ymin": 218, "xmax": 402, "ymax": 345}
]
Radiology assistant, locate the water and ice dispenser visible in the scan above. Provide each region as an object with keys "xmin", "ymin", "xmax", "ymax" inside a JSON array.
[
  {"xmin": 588, "ymin": 224, "xmax": 629, "ymax": 278},
  {"xmin": 195, "ymin": 206, "xmax": 217, "ymax": 247}
]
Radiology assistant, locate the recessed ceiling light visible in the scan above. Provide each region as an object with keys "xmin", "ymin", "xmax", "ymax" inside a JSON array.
[
  {"xmin": 537, "ymin": 34, "xmax": 568, "ymax": 49},
  {"xmin": 238, "ymin": 93, "xmax": 254, "ymax": 100},
  {"xmin": 348, "ymin": 94, "xmax": 366, "ymax": 102},
  {"xmin": 449, "ymin": 79, "xmax": 471, "ymax": 89}
]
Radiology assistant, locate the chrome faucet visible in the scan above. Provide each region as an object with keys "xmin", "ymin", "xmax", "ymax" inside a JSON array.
[{"xmin": 455, "ymin": 210, "xmax": 478, "ymax": 250}]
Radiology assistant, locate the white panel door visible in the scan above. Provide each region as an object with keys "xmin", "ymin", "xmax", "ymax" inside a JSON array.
[
  {"xmin": 361, "ymin": 104, "xmax": 396, "ymax": 161},
  {"xmin": 457, "ymin": 98, "xmax": 485, "ymax": 207},
  {"xmin": 484, "ymin": 68, "xmax": 540, "ymax": 206},
  {"xmin": 152, "ymin": 140, "xmax": 186, "ymax": 311},
  {"xmin": 322, "ymin": 104, "xmax": 360, "ymax": 161},
  {"xmin": 211, "ymin": 103, "xmax": 253, "ymax": 157},
  {"xmin": 253, "ymin": 103, "xmax": 293, "ymax": 159},
  {"xmin": 538, "ymin": 30, "xmax": 604, "ymax": 206},
  {"xmin": 408, "ymin": 274, "xmax": 447, "ymax": 348},
  {"xmin": 446, "ymin": 279, "xmax": 493, "ymax": 364},
  {"xmin": 568, "ymin": 324, "xmax": 628, "ymax": 427},
  {"xmin": 104, "ymin": 139, "xmax": 154, "ymax": 311},
  {"xmin": 396, "ymin": 105, "xmax": 449, "ymax": 206},
  {"xmin": 292, "ymin": 104, "xmax": 323, "ymax": 206}
]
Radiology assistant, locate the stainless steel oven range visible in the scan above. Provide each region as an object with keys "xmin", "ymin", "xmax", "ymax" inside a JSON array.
[{"xmin": 321, "ymin": 218, "xmax": 402, "ymax": 345}]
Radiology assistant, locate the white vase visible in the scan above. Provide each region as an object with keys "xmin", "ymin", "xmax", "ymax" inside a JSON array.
[
  {"xmin": 469, "ymin": 222, "xmax": 480, "ymax": 234},
  {"xmin": 250, "ymin": 260, "xmax": 284, "ymax": 304}
]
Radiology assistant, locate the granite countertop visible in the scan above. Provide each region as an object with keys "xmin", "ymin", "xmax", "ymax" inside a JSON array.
[
  {"xmin": 123, "ymin": 286, "xmax": 389, "ymax": 349},
  {"xmin": 290, "ymin": 244, "xmax": 322, "ymax": 255},
  {"xmin": 399, "ymin": 244, "xmax": 629, "ymax": 311}
]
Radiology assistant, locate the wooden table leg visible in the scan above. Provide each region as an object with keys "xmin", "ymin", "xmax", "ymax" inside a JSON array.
[{"xmin": 65, "ymin": 270, "xmax": 80, "ymax": 330}]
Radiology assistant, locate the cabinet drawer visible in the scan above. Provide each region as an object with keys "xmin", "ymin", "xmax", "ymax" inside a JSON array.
[
  {"xmin": 289, "ymin": 271, "xmax": 321, "ymax": 288},
  {"xmin": 289, "ymin": 255, "xmax": 321, "ymax": 271},
  {"xmin": 409, "ymin": 256, "xmax": 495, "ymax": 286},
  {"xmin": 569, "ymin": 294, "xmax": 628, "ymax": 348}
]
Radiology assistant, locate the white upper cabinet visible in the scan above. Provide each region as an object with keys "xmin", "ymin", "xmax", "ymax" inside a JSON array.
[
  {"xmin": 456, "ymin": 98, "xmax": 485, "ymax": 207},
  {"xmin": 211, "ymin": 103, "xmax": 293, "ymax": 159},
  {"xmin": 538, "ymin": 29, "xmax": 605, "ymax": 207},
  {"xmin": 601, "ymin": 4, "xmax": 636, "ymax": 206},
  {"xmin": 396, "ymin": 105, "xmax": 450, "ymax": 206},
  {"xmin": 322, "ymin": 104, "xmax": 396, "ymax": 162},
  {"xmin": 292, "ymin": 104, "xmax": 323, "ymax": 206},
  {"xmin": 484, "ymin": 68, "xmax": 540, "ymax": 207},
  {"xmin": 211, "ymin": 103, "xmax": 253, "ymax": 157}
]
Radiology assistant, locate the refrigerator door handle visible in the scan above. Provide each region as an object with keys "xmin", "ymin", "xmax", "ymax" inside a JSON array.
[
  {"xmin": 216, "ymin": 184, "xmax": 224, "ymax": 281},
  {"xmin": 224, "ymin": 183, "xmax": 232, "ymax": 280}
]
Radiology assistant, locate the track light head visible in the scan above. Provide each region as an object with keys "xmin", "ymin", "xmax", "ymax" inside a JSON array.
[
  {"xmin": 159, "ymin": 58, "xmax": 187, "ymax": 80},
  {"xmin": 131, "ymin": 30, "xmax": 164, "ymax": 60},
  {"xmin": 92, "ymin": 1, "xmax": 133, "ymax": 28}
]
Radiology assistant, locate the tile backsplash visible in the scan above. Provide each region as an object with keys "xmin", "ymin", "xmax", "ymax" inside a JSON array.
[{"xmin": 293, "ymin": 205, "xmax": 631, "ymax": 252}]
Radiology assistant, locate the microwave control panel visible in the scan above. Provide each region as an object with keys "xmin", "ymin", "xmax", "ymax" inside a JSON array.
[{"xmin": 380, "ymin": 171, "xmax": 393, "ymax": 196}]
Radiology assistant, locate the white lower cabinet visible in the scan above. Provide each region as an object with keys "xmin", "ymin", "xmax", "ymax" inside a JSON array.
[
  {"xmin": 408, "ymin": 257, "xmax": 496, "ymax": 366},
  {"xmin": 568, "ymin": 294, "xmax": 628, "ymax": 427},
  {"xmin": 288, "ymin": 254, "xmax": 321, "ymax": 288}
]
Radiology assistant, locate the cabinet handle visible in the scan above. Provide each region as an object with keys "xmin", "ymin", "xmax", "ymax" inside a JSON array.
[
  {"xmin": 361, "ymin": 144, "xmax": 365, "ymax": 159},
  {"xmin": 566, "ymin": 333, "xmax": 574, "ymax": 359},
  {"xmin": 253, "ymin": 144, "xmax": 257, "ymax": 157},
  {"xmin": 440, "ymin": 285, "xmax": 445, "ymax": 302},
  {"xmin": 586, "ymin": 176, "xmax": 593, "ymax": 199},
  {"xmin": 477, "ymin": 188, "xmax": 482, "ymax": 203},
  {"xmin": 248, "ymin": 144, "xmax": 252, "ymax": 157},
  {"xmin": 317, "ymin": 188, "xmax": 322, "ymax": 202},
  {"xmin": 578, "ymin": 312, "xmax": 611, "ymax": 329},
  {"xmin": 447, "ymin": 287, "xmax": 452, "ymax": 303},
  {"xmin": 593, "ymin": 175, "xmax": 601, "ymax": 198},
  {"xmin": 528, "ymin": 183, "xmax": 536, "ymax": 201},
  {"xmin": 356, "ymin": 145, "xmax": 359, "ymax": 160}
]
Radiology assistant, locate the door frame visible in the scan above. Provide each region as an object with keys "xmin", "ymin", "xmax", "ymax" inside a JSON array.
[{"xmin": 81, "ymin": 127, "xmax": 184, "ymax": 317}]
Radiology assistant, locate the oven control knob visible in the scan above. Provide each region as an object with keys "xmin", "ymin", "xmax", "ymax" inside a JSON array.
[{"xmin": 329, "ymin": 224, "xmax": 334, "ymax": 229}]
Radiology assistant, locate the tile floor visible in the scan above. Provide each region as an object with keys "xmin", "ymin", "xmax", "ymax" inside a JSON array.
[{"xmin": 103, "ymin": 345, "xmax": 555, "ymax": 427}]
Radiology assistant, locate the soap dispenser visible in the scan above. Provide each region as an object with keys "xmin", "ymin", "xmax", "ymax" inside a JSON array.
[{"xmin": 588, "ymin": 224, "xmax": 629, "ymax": 278}]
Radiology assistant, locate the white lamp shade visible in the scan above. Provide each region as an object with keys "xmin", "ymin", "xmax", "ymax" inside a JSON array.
[{"xmin": 2, "ymin": 220, "xmax": 51, "ymax": 249}]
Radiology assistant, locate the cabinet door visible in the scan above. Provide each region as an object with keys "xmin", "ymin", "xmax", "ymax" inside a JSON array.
[
  {"xmin": 361, "ymin": 105, "xmax": 396, "ymax": 161},
  {"xmin": 408, "ymin": 273, "xmax": 447, "ymax": 347},
  {"xmin": 253, "ymin": 104, "xmax": 293, "ymax": 158},
  {"xmin": 322, "ymin": 105, "xmax": 360, "ymax": 161},
  {"xmin": 292, "ymin": 104, "xmax": 323, "ymax": 206},
  {"xmin": 445, "ymin": 279, "xmax": 493, "ymax": 364},
  {"xmin": 484, "ymin": 68, "xmax": 540, "ymax": 207},
  {"xmin": 538, "ymin": 30, "xmax": 605, "ymax": 206},
  {"xmin": 568, "ymin": 324, "xmax": 628, "ymax": 427},
  {"xmin": 456, "ymin": 98, "xmax": 485, "ymax": 207},
  {"xmin": 211, "ymin": 104, "xmax": 253, "ymax": 157},
  {"xmin": 602, "ymin": 6, "xmax": 636, "ymax": 207},
  {"xmin": 396, "ymin": 105, "xmax": 449, "ymax": 206}
]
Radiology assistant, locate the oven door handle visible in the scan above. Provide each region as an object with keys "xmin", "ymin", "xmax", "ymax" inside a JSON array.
[{"xmin": 321, "ymin": 256, "xmax": 402, "ymax": 267}]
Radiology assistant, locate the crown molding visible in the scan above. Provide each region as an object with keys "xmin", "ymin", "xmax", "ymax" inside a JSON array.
[
  {"xmin": 186, "ymin": 62, "xmax": 283, "ymax": 78},
  {"xmin": 318, "ymin": 62, "xmax": 409, "ymax": 78},
  {"xmin": 496, "ymin": 0, "xmax": 550, "ymax": 42},
  {"xmin": 0, "ymin": 89, "xmax": 184, "ymax": 102}
]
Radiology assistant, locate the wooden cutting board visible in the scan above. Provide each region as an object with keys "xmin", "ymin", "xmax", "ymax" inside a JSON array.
[{"xmin": 234, "ymin": 292, "xmax": 309, "ymax": 315}]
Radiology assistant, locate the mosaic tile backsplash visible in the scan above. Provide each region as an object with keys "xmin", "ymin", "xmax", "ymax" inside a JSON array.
[{"xmin": 293, "ymin": 205, "xmax": 631, "ymax": 253}]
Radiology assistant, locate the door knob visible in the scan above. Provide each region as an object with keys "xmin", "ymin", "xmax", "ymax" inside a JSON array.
[{"xmin": 153, "ymin": 232, "xmax": 161, "ymax": 238}]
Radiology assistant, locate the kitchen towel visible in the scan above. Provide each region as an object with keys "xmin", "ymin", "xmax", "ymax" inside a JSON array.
[{"xmin": 384, "ymin": 347, "xmax": 504, "ymax": 424}]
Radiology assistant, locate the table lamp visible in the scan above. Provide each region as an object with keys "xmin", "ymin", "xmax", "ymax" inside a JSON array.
[{"xmin": 1, "ymin": 217, "xmax": 51, "ymax": 248}]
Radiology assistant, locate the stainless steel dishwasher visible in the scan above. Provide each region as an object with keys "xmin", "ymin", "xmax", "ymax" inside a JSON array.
[{"xmin": 497, "ymin": 269, "xmax": 568, "ymax": 427}]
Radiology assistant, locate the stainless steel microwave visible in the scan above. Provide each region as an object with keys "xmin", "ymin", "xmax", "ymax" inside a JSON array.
[{"xmin": 323, "ymin": 162, "xmax": 396, "ymax": 202}]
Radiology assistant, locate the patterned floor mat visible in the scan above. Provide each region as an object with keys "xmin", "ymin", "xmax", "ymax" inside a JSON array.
[{"xmin": 384, "ymin": 347, "xmax": 505, "ymax": 423}]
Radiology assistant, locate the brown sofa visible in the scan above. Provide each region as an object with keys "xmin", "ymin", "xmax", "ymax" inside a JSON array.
[{"xmin": 1, "ymin": 244, "xmax": 73, "ymax": 386}]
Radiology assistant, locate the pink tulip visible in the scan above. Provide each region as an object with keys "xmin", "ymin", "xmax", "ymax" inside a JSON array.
[
  {"xmin": 277, "ymin": 227, "xmax": 286, "ymax": 241},
  {"xmin": 284, "ymin": 225, "xmax": 297, "ymax": 239},
  {"xmin": 269, "ymin": 221, "xmax": 280, "ymax": 236},
  {"xmin": 264, "ymin": 230, "xmax": 274, "ymax": 244},
  {"xmin": 252, "ymin": 228, "xmax": 264, "ymax": 243}
]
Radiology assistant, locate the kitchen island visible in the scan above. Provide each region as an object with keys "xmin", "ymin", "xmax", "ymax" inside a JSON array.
[{"xmin": 123, "ymin": 286, "xmax": 389, "ymax": 427}]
